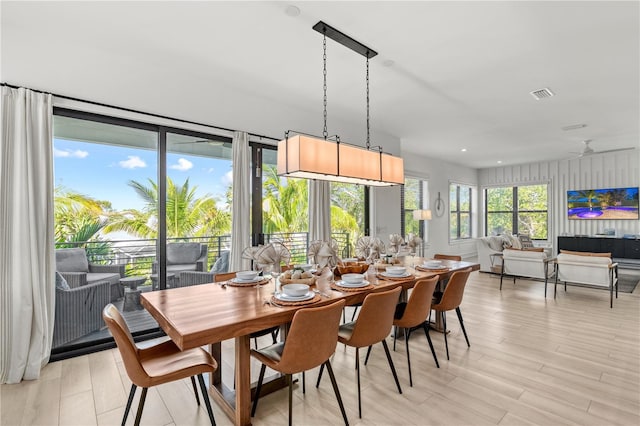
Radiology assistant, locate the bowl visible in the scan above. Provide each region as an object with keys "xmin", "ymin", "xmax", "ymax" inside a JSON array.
[
  {"xmin": 424, "ymin": 260, "xmax": 443, "ymax": 268},
  {"xmin": 294, "ymin": 264, "xmax": 313, "ymax": 272},
  {"xmin": 236, "ymin": 270, "xmax": 259, "ymax": 280},
  {"xmin": 386, "ymin": 266, "xmax": 407, "ymax": 276},
  {"xmin": 282, "ymin": 283, "xmax": 310, "ymax": 297},
  {"xmin": 342, "ymin": 273, "xmax": 365, "ymax": 284}
]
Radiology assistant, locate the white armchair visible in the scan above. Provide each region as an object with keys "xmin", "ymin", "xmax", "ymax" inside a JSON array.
[
  {"xmin": 555, "ymin": 252, "xmax": 618, "ymax": 308},
  {"xmin": 500, "ymin": 248, "xmax": 555, "ymax": 297}
]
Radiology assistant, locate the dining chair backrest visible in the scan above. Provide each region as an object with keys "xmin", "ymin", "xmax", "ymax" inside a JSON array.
[
  {"xmin": 434, "ymin": 253, "xmax": 462, "ymax": 261},
  {"xmin": 433, "ymin": 267, "xmax": 472, "ymax": 311},
  {"xmin": 278, "ymin": 300, "xmax": 346, "ymax": 374},
  {"xmin": 395, "ymin": 276, "xmax": 439, "ymax": 329},
  {"xmin": 347, "ymin": 286, "xmax": 402, "ymax": 348},
  {"xmin": 103, "ymin": 304, "xmax": 147, "ymax": 386}
]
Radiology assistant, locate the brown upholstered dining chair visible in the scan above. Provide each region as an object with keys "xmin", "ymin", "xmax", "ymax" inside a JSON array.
[
  {"xmin": 102, "ymin": 304, "xmax": 217, "ymax": 426},
  {"xmin": 251, "ymin": 300, "xmax": 348, "ymax": 426},
  {"xmin": 433, "ymin": 253, "xmax": 462, "ymax": 261},
  {"xmin": 317, "ymin": 286, "xmax": 403, "ymax": 418},
  {"xmin": 431, "ymin": 267, "xmax": 472, "ymax": 360},
  {"xmin": 392, "ymin": 276, "xmax": 440, "ymax": 386},
  {"xmin": 215, "ymin": 271, "xmax": 279, "ymax": 348}
]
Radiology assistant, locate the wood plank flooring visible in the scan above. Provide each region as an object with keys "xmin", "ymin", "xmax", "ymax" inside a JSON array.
[{"xmin": 2, "ymin": 271, "xmax": 639, "ymax": 425}]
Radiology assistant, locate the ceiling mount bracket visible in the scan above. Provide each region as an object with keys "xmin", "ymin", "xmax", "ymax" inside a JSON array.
[{"xmin": 312, "ymin": 21, "xmax": 378, "ymax": 58}]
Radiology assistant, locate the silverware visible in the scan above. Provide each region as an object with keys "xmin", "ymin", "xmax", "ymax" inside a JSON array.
[{"xmin": 219, "ymin": 281, "xmax": 227, "ymax": 289}]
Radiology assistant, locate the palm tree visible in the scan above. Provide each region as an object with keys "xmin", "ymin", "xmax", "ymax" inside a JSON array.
[
  {"xmin": 104, "ymin": 177, "xmax": 231, "ymax": 238},
  {"xmin": 569, "ymin": 190, "xmax": 598, "ymax": 210},
  {"xmin": 262, "ymin": 166, "xmax": 308, "ymax": 234}
]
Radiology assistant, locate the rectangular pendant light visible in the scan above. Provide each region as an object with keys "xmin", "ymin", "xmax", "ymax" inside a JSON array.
[{"xmin": 278, "ymin": 134, "xmax": 404, "ymax": 186}]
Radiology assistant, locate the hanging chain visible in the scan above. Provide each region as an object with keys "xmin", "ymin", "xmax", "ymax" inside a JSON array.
[
  {"xmin": 366, "ymin": 55, "xmax": 370, "ymax": 150},
  {"xmin": 323, "ymin": 32, "xmax": 328, "ymax": 140}
]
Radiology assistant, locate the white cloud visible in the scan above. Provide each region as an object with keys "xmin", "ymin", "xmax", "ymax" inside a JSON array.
[
  {"xmin": 54, "ymin": 148, "xmax": 89, "ymax": 158},
  {"xmin": 207, "ymin": 167, "xmax": 215, "ymax": 174},
  {"xmin": 169, "ymin": 158, "xmax": 193, "ymax": 171},
  {"xmin": 222, "ymin": 170, "xmax": 233, "ymax": 185},
  {"xmin": 119, "ymin": 156, "xmax": 146, "ymax": 169}
]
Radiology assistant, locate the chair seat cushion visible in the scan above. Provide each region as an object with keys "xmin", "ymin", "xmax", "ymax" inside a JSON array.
[
  {"xmin": 167, "ymin": 264, "xmax": 198, "ymax": 273},
  {"xmin": 251, "ymin": 343, "xmax": 285, "ymax": 369},
  {"xmin": 337, "ymin": 322, "xmax": 356, "ymax": 343},
  {"xmin": 87, "ymin": 272, "xmax": 121, "ymax": 285},
  {"xmin": 167, "ymin": 243, "xmax": 202, "ymax": 264}
]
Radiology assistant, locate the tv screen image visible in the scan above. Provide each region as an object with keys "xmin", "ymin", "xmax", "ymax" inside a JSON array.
[{"xmin": 567, "ymin": 187, "xmax": 639, "ymax": 220}]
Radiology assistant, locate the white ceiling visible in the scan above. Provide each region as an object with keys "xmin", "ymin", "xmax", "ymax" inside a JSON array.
[{"xmin": 2, "ymin": 1, "xmax": 639, "ymax": 169}]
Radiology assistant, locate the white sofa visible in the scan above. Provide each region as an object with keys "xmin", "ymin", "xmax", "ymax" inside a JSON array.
[
  {"xmin": 555, "ymin": 252, "xmax": 618, "ymax": 308},
  {"xmin": 500, "ymin": 248, "xmax": 554, "ymax": 297}
]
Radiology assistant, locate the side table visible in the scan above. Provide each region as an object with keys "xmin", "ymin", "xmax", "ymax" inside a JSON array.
[
  {"xmin": 150, "ymin": 273, "xmax": 176, "ymax": 290},
  {"xmin": 119, "ymin": 276, "xmax": 146, "ymax": 311}
]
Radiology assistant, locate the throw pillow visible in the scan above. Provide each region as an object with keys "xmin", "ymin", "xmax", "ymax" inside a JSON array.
[
  {"xmin": 55, "ymin": 272, "xmax": 70, "ymax": 290},
  {"xmin": 487, "ymin": 236, "xmax": 505, "ymax": 251},
  {"xmin": 210, "ymin": 251, "xmax": 230, "ymax": 273},
  {"xmin": 509, "ymin": 234, "xmax": 522, "ymax": 249}
]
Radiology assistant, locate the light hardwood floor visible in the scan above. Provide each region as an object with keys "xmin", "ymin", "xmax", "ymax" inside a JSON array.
[{"xmin": 2, "ymin": 271, "xmax": 639, "ymax": 425}]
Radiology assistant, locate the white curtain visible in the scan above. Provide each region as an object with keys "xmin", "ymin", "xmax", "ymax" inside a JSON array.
[
  {"xmin": 229, "ymin": 131, "xmax": 251, "ymax": 272},
  {"xmin": 308, "ymin": 179, "xmax": 331, "ymax": 242},
  {"xmin": 0, "ymin": 87, "xmax": 55, "ymax": 383}
]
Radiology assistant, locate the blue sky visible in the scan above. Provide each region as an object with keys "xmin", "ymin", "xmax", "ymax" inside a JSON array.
[{"xmin": 53, "ymin": 138, "xmax": 233, "ymax": 212}]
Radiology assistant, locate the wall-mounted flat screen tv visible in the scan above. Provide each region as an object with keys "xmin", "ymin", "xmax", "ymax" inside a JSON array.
[{"xmin": 567, "ymin": 187, "xmax": 639, "ymax": 220}]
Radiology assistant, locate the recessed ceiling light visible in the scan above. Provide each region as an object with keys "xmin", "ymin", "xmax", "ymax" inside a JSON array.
[
  {"xmin": 285, "ymin": 5, "xmax": 300, "ymax": 17},
  {"xmin": 497, "ymin": 160, "xmax": 502, "ymax": 164},
  {"xmin": 461, "ymin": 148, "xmax": 467, "ymax": 152}
]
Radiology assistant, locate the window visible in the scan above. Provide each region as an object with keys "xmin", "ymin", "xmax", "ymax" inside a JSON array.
[
  {"xmin": 450, "ymin": 183, "xmax": 473, "ymax": 240},
  {"xmin": 402, "ymin": 177, "xmax": 429, "ymax": 240},
  {"xmin": 485, "ymin": 184, "xmax": 548, "ymax": 239}
]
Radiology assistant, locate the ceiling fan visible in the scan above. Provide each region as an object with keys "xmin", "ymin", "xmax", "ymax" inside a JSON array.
[{"xmin": 570, "ymin": 139, "xmax": 635, "ymax": 158}]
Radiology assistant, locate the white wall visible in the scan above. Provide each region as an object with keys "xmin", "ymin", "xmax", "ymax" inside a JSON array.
[
  {"xmin": 402, "ymin": 152, "xmax": 479, "ymax": 259},
  {"xmin": 478, "ymin": 150, "xmax": 640, "ymax": 253}
]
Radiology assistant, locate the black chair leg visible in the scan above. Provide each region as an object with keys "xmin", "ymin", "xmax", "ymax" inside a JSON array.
[
  {"xmin": 133, "ymin": 387, "xmax": 148, "ymax": 426},
  {"xmin": 122, "ymin": 384, "xmax": 137, "ymax": 426},
  {"xmin": 197, "ymin": 374, "xmax": 217, "ymax": 426},
  {"xmin": 381, "ymin": 339, "xmax": 402, "ymax": 394},
  {"xmin": 288, "ymin": 374, "xmax": 293, "ymax": 426},
  {"xmin": 325, "ymin": 361, "xmax": 349, "ymax": 426},
  {"xmin": 442, "ymin": 311, "xmax": 450, "ymax": 360},
  {"xmin": 456, "ymin": 307, "xmax": 470, "ymax": 347},
  {"xmin": 393, "ymin": 325, "xmax": 398, "ymax": 351},
  {"xmin": 500, "ymin": 273, "xmax": 504, "ymax": 290},
  {"xmin": 351, "ymin": 306, "xmax": 359, "ymax": 321},
  {"xmin": 364, "ymin": 345, "xmax": 373, "ymax": 365},
  {"xmin": 316, "ymin": 363, "xmax": 325, "ymax": 388},
  {"xmin": 422, "ymin": 322, "xmax": 440, "ymax": 368},
  {"xmin": 302, "ymin": 371, "xmax": 306, "ymax": 394},
  {"xmin": 251, "ymin": 364, "xmax": 267, "ymax": 417},
  {"xmin": 355, "ymin": 347, "xmax": 362, "ymax": 418},
  {"xmin": 190, "ymin": 376, "xmax": 201, "ymax": 406},
  {"xmin": 405, "ymin": 328, "xmax": 413, "ymax": 387}
]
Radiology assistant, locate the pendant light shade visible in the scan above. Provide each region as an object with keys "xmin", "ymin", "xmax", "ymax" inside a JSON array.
[
  {"xmin": 277, "ymin": 21, "xmax": 404, "ymax": 187},
  {"xmin": 277, "ymin": 134, "xmax": 404, "ymax": 186},
  {"xmin": 413, "ymin": 209, "xmax": 432, "ymax": 221}
]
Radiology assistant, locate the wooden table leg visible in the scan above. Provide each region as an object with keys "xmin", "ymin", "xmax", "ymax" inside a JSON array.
[{"xmin": 235, "ymin": 335, "xmax": 251, "ymax": 426}]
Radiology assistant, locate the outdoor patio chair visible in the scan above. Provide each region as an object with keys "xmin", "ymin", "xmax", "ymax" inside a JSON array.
[
  {"xmin": 178, "ymin": 250, "xmax": 230, "ymax": 287},
  {"xmin": 52, "ymin": 272, "xmax": 111, "ymax": 348},
  {"xmin": 152, "ymin": 242, "xmax": 208, "ymax": 274},
  {"xmin": 55, "ymin": 247, "xmax": 125, "ymax": 302}
]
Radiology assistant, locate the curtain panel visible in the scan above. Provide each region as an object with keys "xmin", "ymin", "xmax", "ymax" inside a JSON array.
[
  {"xmin": 0, "ymin": 87, "xmax": 55, "ymax": 383},
  {"xmin": 308, "ymin": 180, "xmax": 331, "ymax": 242},
  {"xmin": 229, "ymin": 131, "xmax": 251, "ymax": 272}
]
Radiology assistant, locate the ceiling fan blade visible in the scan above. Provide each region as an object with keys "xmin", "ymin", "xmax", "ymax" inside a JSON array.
[{"xmin": 598, "ymin": 147, "xmax": 636, "ymax": 154}]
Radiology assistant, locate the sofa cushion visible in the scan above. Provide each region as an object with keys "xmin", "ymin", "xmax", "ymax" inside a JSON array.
[
  {"xmin": 55, "ymin": 272, "xmax": 70, "ymax": 290},
  {"xmin": 167, "ymin": 243, "xmax": 202, "ymax": 264},
  {"xmin": 56, "ymin": 248, "xmax": 89, "ymax": 272},
  {"xmin": 560, "ymin": 250, "xmax": 611, "ymax": 258}
]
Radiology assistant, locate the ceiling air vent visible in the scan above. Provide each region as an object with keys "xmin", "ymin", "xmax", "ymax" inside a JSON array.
[{"xmin": 530, "ymin": 87, "xmax": 554, "ymax": 100}]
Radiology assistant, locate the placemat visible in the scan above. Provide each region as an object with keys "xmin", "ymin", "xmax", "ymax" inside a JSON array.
[
  {"xmin": 270, "ymin": 294, "xmax": 322, "ymax": 306},
  {"xmin": 415, "ymin": 266, "xmax": 450, "ymax": 273},
  {"xmin": 226, "ymin": 278, "xmax": 270, "ymax": 287},
  {"xmin": 376, "ymin": 274, "xmax": 415, "ymax": 281},
  {"xmin": 331, "ymin": 283, "xmax": 375, "ymax": 292}
]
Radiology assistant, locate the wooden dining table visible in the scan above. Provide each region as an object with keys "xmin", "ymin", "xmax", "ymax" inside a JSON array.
[{"xmin": 140, "ymin": 258, "xmax": 479, "ymax": 426}]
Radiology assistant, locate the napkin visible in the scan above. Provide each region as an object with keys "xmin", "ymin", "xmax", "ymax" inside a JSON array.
[
  {"xmin": 405, "ymin": 233, "xmax": 423, "ymax": 253},
  {"xmin": 388, "ymin": 234, "xmax": 404, "ymax": 254},
  {"xmin": 316, "ymin": 240, "xmax": 339, "ymax": 268},
  {"xmin": 355, "ymin": 236, "xmax": 386, "ymax": 263},
  {"xmin": 243, "ymin": 242, "xmax": 291, "ymax": 271}
]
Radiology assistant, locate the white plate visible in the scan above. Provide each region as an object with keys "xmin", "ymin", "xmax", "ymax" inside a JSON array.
[
  {"xmin": 421, "ymin": 265, "xmax": 446, "ymax": 270},
  {"xmin": 336, "ymin": 280, "xmax": 370, "ymax": 288},
  {"xmin": 275, "ymin": 291, "xmax": 315, "ymax": 301},
  {"xmin": 380, "ymin": 271, "xmax": 412, "ymax": 278},
  {"xmin": 231, "ymin": 277, "xmax": 263, "ymax": 284}
]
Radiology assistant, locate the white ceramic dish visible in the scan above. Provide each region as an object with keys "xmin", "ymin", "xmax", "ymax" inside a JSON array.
[
  {"xmin": 236, "ymin": 270, "xmax": 259, "ymax": 280},
  {"xmin": 275, "ymin": 291, "xmax": 315, "ymax": 301},
  {"xmin": 380, "ymin": 271, "xmax": 411, "ymax": 278},
  {"xmin": 231, "ymin": 277, "xmax": 262, "ymax": 284},
  {"xmin": 282, "ymin": 283, "xmax": 310, "ymax": 297},
  {"xmin": 386, "ymin": 266, "xmax": 407, "ymax": 275},
  {"xmin": 423, "ymin": 261, "xmax": 443, "ymax": 269},
  {"xmin": 336, "ymin": 280, "xmax": 370, "ymax": 288},
  {"xmin": 341, "ymin": 273, "xmax": 365, "ymax": 284}
]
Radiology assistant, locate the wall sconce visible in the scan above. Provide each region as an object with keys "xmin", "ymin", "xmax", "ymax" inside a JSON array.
[{"xmin": 412, "ymin": 209, "xmax": 432, "ymax": 221}]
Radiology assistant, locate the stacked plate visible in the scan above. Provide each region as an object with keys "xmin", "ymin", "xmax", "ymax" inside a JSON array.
[
  {"xmin": 380, "ymin": 266, "xmax": 411, "ymax": 278},
  {"xmin": 422, "ymin": 260, "xmax": 444, "ymax": 269},
  {"xmin": 274, "ymin": 291, "xmax": 315, "ymax": 302},
  {"xmin": 230, "ymin": 276, "xmax": 264, "ymax": 285},
  {"xmin": 336, "ymin": 274, "xmax": 370, "ymax": 288}
]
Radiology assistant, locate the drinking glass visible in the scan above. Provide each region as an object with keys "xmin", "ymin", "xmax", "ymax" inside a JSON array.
[
  {"xmin": 260, "ymin": 264, "xmax": 273, "ymax": 290},
  {"xmin": 272, "ymin": 264, "xmax": 282, "ymax": 295}
]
